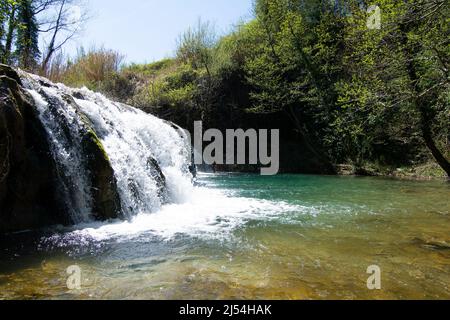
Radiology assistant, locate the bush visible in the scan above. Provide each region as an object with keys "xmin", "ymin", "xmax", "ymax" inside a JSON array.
[{"xmin": 45, "ymin": 47, "xmax": 124, "ymax": 91}]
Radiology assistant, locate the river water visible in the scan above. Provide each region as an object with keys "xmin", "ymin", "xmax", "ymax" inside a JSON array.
[{"xmin": 0, "ymin": 173, "xmax": 449, "ymax": 299}]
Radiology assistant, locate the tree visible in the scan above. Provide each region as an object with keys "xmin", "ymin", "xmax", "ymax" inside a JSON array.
[
  {"xmin": 0, "ymin": 0, "xmax": 7, "ymax": 55},
  {"xmin": 0, "ymin": 0, "xmax": 87, "ymax": 71},
  {"xmin": 176, "ymin": 19, "xmax": 219, "ymax": 120},
  {"xmin": 176, "ymin": 19, "xmax": 217, "ymax": 77},
  {"xmin": 338, "ymin": 0, "xmax": 449, "ymax": 176},
  {"xmin": 243, "ymin": 0, "xmax": 348, "ymax": 173},
  {"xmin": 1, "ymin": 0, "xmax": 18, "ymax": 65},
  {"xmin": 38, "ymin": 0, "xmax": 89, "ymax": 73},
  {"xmin": 397, "ymin": 0, "xmax": 450, "ymax": 176},
  {"xmin": 15, "ymin": 0, "xmax": 40, "ymax": 69}
]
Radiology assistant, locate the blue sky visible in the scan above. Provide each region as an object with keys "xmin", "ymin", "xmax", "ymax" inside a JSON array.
[{"xmin": 67, "ymin": 0, "xmax": 254, "ymax": 64}]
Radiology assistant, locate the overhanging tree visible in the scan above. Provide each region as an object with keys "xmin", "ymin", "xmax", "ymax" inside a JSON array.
[{"xmin": 338, "ymin": 0, "xmax": 449, "ymax": 176}]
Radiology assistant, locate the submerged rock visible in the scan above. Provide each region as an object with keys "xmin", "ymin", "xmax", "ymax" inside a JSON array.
[{"xmin": 412, "ymin": 237, "xmax": 450, "ymax": 251}]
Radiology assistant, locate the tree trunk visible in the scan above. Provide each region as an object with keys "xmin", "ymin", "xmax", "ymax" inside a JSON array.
[
  {"xmin": 41, "ymin": 0, "xmax": 66, "ymax": 73},
  {"xmin": 420, "ymin": 114, "xmax": 450, "ymax": 177},
  {"xmin": 3, "ymin": 6, "xmax": 16, "ymax": 64},
  {"xmin": 399, "ymin": 22, "xmax": 450, "ymax": 178}
]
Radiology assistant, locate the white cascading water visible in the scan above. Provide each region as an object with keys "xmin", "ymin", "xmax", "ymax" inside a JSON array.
[
  {"xmin": 19, "ymin": 71, "xmax": 302, "ymax": 243},
  {"xmin": 21, "ymin": 72, "xmax": 193, "ymax": 223},
  {"xmin": 72, "ymin": 90, "xmax": 193, "ymax": 218},
  {"xmin": 26, "ymin": 85, "xmax": 95, "ymax": 223}
]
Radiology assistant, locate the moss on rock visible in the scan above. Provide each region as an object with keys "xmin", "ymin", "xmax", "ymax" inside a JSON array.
[
  {"xmin": 61, "ymin": 94, "xmax": 123, "ymax": 221},
  {"xmin": 81, "ymin": 127, "xmax": 123, "ymax": 220}
]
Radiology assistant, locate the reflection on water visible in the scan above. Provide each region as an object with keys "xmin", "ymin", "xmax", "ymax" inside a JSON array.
[{"xmin": 0, "ymin": 174, "xmax": 449, "ymax": 300}]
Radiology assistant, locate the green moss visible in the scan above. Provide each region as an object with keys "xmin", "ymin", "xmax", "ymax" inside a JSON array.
[
  {"xmin": 81, "ymin": 127, "xmax": 122, "ymax": 220},
  {"xmin": 86, "ymin": 129, "xmax": 110, "ymax": 162}
]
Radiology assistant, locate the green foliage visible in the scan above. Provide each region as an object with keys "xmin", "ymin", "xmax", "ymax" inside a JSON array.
[
  {"xmin": 15, "ymin": 0, "xmax": 40, "ymax": 69},
  {"xmin": 176, "ymin": 19, "xmax": 217, "ymax": 74},
  {"xmin": 48, "ymin": 0, "xmax": 449, "ymax": 176},
  {"xmin": 335, "ymin": 0, "xmax": 449, "ymax": 172},
  {"xmin": 0, "ymin": 0, "xmax": 17, "ymax": 65},
  {"xmin": 142, "ymin": 66, "xmax": 195, "ymax": 106},
  {"xmin": 0, "ymin": 1, "xmax": 7, "ymax": 53},
  {"xmin": 1, "ymin": 0, "xmax": 40, "ymax": 69},
  {"xmin": 125, "ymin": 59, "xmax": 175, "ymax": 76}
]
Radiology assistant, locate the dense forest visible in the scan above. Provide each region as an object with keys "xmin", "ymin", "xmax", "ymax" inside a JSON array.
[{"xmin": 1, "ymin": 0, "xmax": 449, "ymax": 177}]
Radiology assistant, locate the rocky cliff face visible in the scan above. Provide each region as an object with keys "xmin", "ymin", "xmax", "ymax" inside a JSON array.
[
  {"xmin": 0, "ymin": 65, "xmax": 66, "ymax": 233},
  {"xmin": 0, "ymin": 65, "xmax": 122, "ymax": 233},
  {"xmin": 0, "ymin": 65, "xmax": 193, "ymax": 234}
]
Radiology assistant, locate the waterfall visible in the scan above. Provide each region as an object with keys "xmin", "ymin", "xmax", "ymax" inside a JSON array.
[{"xmin": 21, "ymin": 72, "xmax": 193, "ymax": 223}]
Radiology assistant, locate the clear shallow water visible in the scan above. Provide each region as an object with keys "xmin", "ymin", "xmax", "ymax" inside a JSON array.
[{"xmin": 0, "ymin": 174, "xmax": 449, "ymax": 300}]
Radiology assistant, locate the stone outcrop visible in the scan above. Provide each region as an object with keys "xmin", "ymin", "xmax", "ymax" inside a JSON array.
[
  {"xmin": 0, "ymin": 65, "xmax": 123, "ymax": 233},
  {"xmin": 0, "ymin": 66, "xmax": 67, "ymax": 233},
  {"xmin": 81, "ymin": 128, "xmax": 123, "ymax": 220}
]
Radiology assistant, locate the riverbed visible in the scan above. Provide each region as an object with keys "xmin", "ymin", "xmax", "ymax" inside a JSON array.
[{"xmin": 1, "ymin": 174, "xmax": 449, "ymax": 299}]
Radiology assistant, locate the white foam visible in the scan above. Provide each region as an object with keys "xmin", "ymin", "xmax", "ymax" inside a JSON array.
[
  {"xmin": 24, "ymin": 73, "xmax": 193, "ymax": 222},
  {"xmin": 52, "ymin": 187, "xmax": 305, "ymax": 243},
  {"xmin": 27, "ymin": 88, "xmax": 94, "ymax": 223},
  {"xmin": 21, "ymin": 72, "xmax": 308, "ymax": 246}
]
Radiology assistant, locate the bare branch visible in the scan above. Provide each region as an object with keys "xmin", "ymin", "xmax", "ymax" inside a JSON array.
[{"xmin": 37, "ymin": 0, "xmax": 90, "ymax": 73}]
